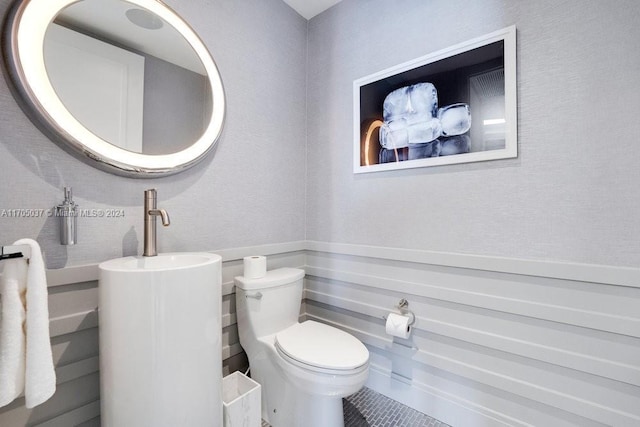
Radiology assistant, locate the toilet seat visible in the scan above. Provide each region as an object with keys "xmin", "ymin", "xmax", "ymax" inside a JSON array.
[{"xmin": 275, "ymin": 321, "xmax": 369, "ymax": 375}]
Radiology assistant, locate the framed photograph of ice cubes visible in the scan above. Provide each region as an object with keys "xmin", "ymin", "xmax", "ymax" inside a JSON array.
[{"xmin": 353, "ymin": 26, "xmax": 517, "ymax": 173}]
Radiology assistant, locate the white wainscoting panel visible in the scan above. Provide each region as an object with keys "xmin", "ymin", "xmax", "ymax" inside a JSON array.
[
  {"xmin": 303, "ymin": 242, "xmax": 640, "ymax": 427},
  {"xmin": 0, "ymin": 242, "xmax": 305, "ymax": 427},
  {"xmin": 3, "ymin": 240, "xmax": 637, "ymax": 426}
]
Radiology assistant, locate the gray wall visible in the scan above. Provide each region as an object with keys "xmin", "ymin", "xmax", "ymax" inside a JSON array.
[
  {"xmin": 0, "ymin": 0, "xmax": 307, "ymax": 269},
  {"xmin": 303, "ymin": 3, "xmax": 640, "ymax": 425},
  {"xmin": 0, "ymin": 0, "xmax": 306, "ymax": 424},
  {"xmin": 305, "ymin": 0, "xmax": 640, "ymax": 268},
  {"xmin": 2, "ymin": 0, "xmax": 640, "ymax": 426}
]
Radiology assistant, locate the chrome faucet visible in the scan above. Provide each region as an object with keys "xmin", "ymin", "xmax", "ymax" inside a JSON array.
[{"xmin": 143, "ymin": 189, "xmax": 170, "ymax": 257}]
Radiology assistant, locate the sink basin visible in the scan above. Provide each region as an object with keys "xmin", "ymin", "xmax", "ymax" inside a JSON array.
[
  {"xmin": 98, "ymin": 252, "xmax": 222, "ymax": 426},
  {"xmin": 100, "ymin": 252, "xmax": 219, "ymax": 271}
]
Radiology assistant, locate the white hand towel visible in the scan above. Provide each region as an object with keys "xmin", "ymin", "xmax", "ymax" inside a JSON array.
[
  {"xmin": 0, "ymin": 258, "xmax": 27, "ymax": 407},
  {"xmin": 13, "ymin": 238, "xmax": 56, "ymax": 408}
]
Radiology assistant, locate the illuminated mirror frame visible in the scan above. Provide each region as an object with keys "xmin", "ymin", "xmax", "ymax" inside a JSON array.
[{"xmin": 2, "ymin": 0, "xmax": 225, "ymax": 177}]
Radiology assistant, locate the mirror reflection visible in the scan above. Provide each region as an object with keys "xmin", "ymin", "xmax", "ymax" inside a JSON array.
[{"xmin": 43, "ymin": 0, "xmax": 213, "ymax": 155}]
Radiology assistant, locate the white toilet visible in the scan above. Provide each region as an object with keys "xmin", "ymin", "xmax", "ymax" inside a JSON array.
[{"xmin": 235, "ymin": 268, "xmax": 369, "ymax": 427}]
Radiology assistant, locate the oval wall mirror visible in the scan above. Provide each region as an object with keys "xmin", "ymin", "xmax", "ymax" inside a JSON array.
[{"xmin": 3, "ymin": 0, "xmax": 225, "ymax": 177}]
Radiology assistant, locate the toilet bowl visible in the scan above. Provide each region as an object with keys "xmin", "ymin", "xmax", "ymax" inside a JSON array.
[{"xmin": 235, "ymin": 268, "xmax": 369, "ymax": 427}]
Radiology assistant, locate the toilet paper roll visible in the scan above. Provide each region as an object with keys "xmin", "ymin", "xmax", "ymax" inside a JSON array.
[
  {"xmin": 385, "ymin": 312, "xmax": 412, "ymax": 339},
  {"xmin": 243, "ymin": 256, "xmax": 267, "ymax": 279}
]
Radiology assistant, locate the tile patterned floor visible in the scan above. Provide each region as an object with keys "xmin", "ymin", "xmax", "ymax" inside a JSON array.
[{"xmin": 262, "ymin": 386, "xmax": 451, "ymax": 427}]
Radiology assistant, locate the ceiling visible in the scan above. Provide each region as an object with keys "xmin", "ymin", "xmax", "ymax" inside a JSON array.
[{"xmin": 282, "ymin": 0, "xmax": 343, "ymax": 19}]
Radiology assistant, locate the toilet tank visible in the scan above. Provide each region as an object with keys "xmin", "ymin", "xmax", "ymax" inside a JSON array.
[{"xmin": 235, "ymin": 268, "xmax": 305, "ymax": 341}]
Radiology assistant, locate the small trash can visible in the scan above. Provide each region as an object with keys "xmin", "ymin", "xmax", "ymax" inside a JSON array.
[{"xmin": 222, "ymin": 371, "xmax": 261, "ymax": 427}]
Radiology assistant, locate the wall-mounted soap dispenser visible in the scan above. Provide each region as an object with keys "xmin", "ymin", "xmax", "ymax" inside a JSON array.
[{"xmin": 56, "ymin": 187, "xmax": 77, "ymax": 245}]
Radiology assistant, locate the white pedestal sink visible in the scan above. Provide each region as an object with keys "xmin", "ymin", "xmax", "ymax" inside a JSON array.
[{"xmin": 98, "ymin": 252, "xmax": 222, "ymax": 426}]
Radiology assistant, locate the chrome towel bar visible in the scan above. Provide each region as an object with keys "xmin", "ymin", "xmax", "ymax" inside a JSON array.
[{"xmin": 0, "ymin": 244, "xmax": 31, "ymax": 262}]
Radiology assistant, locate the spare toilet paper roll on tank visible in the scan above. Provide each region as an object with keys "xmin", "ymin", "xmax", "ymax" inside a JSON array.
[
  {"xmin": 385, "ymin": 312, "xmax": 412, "ymax": 339},
  {"xmin": 243, "ymin": 256, "xmax": 267, "ymax": 279}
]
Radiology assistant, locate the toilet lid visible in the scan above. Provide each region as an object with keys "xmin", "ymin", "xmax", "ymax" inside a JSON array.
[{"xmin": 275, "ymin": 321, "xmax": 369, "ymax": 371}]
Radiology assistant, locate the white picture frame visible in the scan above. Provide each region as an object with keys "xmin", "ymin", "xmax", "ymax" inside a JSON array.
[{"xmin": 353, "ymin": 26, "xmax": 517, "ymax": 173}]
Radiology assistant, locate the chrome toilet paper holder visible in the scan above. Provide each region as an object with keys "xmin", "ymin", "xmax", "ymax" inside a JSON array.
[{"xmin": 383, "ymin": 298, "xmax": 416, "ymax": 326}]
